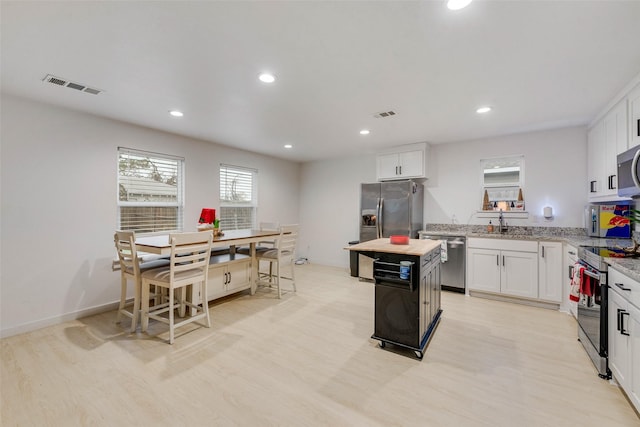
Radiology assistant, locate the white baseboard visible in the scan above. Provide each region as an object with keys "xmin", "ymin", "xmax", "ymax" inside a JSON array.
[
  {"xmin": 468, "ymin": 290, "xmax": 561, "ymax": 311},
  {"xmin": 1, "ymin": 301, "xmax": 120, "ymax": 339}
]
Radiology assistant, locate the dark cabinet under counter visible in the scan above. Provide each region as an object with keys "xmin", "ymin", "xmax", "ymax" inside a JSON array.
[
  {"xmin": 371, "ymin": 247, "xmax": 442, "ymax": 359},
  {"xmin": 344, "ymin": 238, "xmax": 443, "ymax": 359}
]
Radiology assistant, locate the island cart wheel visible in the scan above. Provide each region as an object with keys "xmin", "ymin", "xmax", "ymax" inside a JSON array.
[
  {"xmin": 379, "ymin": 341, "xmax": 386, "ymax": 349},
  {"xmin": 415, "ymin": 351, "xmax": 423, "ymax": 360}
]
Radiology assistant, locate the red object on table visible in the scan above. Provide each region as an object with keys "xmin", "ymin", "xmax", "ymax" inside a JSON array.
[
  {"xmin": 390, "ymin": 235, "xmax": 409, "ymax": 245},
  {"xmin": 199, "ymin": 208, "xmax": 216, "ymax": 224}
]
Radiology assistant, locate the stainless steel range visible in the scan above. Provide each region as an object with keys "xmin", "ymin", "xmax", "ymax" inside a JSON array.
[{"xmin": 576, "ymin": 246, "xmax": 628, "ymax": 379}]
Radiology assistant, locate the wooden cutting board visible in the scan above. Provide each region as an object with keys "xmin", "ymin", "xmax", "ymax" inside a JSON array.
[{"xmin": 345, "ymin": 238, "xmax": 441, "ymax": 256}]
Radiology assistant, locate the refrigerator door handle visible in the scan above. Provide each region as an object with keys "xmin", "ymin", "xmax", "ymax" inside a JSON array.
[
  {"xmin": 375, "ymin": 197, "xmax": 381, "ymax": 238},
  {"xmin": 378, "ymin": 198, "xmax": 384, "ymax": 238}
]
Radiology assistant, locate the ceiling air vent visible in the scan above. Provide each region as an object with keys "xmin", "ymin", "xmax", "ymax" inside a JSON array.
[
  {"xmin": 66, "ymin": 82, "xmax": 85, "ymax": 91},
  {"xmin": 42, "ymin": 74, "xmax": 103, "ymax": 95},
  {"xmin": 374, "ymin": 110, "xmax": 397, "ymax": 118},
  {"xmin": 83, "ymin": 87, "xmax": 101, "ymax": 95}
]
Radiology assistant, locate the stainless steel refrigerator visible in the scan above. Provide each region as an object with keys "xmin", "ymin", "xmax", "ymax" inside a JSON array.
[{"xmin": 360, "ymin": 180, "xmax": 424, "ymax": 242}]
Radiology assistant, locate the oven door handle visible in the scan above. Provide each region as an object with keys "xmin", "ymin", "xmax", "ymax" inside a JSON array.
[{"xmin": 582, "ymin": 269, "xmax": 600, "ymax": 280}]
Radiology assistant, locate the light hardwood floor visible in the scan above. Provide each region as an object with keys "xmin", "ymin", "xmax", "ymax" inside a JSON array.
[{"xmin": 2, "ymin": 264, "xmax": 639, "ymax": 426}]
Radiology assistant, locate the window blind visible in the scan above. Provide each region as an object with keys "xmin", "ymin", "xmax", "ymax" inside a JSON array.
[
  {"xmin": 219, "ymin": 164, "xmax": 257, "ymax": 230},
  {"xmin": 219, "ymin": 164, "xmax": 256, "ymax": 205},
  {"xmin": 118, "ymin": 147, "xmax": 184, "ymax": 233}
]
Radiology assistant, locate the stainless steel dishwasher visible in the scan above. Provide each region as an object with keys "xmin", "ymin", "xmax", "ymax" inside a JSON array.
[{"xmin": 418, "ymin": 232, "xmax": 465, "ymax": 293}]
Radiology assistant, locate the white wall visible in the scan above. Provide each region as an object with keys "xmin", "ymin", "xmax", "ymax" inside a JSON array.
[
  {"xmin": 0, "ymin": 94, "xmax": 589, "ymax": 336},
  {"xmin": 297, "ymin": 153, "xmax": 377, "ymax": 267},
  {"xmin": 426, "ymin": 126, "xmax": 588, "ymax": 227},
  {"xmin": 299, "ymin": 126, "xmax": 588, "ymax": 269},
  {"xmin": 0, "ymin": 94, "xmax": 300, "ymax": 337}
]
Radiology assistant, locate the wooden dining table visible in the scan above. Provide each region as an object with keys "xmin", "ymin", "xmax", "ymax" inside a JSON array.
[{"xmin": 135, "ymin": 229, "xmax": 280, "ymax": 295}]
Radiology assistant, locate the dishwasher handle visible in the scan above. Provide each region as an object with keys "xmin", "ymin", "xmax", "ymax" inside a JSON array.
[{"xmin": 421, "ymin": 235, "xmax": 465, "ymax": 246}]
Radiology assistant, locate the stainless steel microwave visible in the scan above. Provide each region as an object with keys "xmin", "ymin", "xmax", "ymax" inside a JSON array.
[{"xmin": 617, "ymin": 146, "xmax": 640, "ymax": 197}]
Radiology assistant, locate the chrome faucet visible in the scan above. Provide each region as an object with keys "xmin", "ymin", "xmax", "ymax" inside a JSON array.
[{"xmin": 498, "ymin": 210, "xmax": 508, "ymax": 233}]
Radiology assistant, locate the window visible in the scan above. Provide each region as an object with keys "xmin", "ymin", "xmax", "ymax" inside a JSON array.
[
  {"xmin": 219, "ymin": 164, "xmax": 257, "ymax": 230},
  {"xmin": 118, "ymin": 147, "xmax": 184, "ymax": 233},
  {"xmin": 480, "ymin": 156, "xmax": 525, "ymax": 211}
]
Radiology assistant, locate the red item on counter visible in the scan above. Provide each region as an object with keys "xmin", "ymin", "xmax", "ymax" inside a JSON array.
[
  {"xmin": 199, "ymin": 208, "xmax": 216, "ymax": 224},
  {"xmin": 390, "ymin": 235, "xmax": 409, "ymax": 245}
]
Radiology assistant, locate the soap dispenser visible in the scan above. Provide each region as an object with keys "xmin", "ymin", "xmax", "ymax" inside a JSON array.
[{"xmin": 487, "ymin": 221, "xmax": 494, "ymax": 233}]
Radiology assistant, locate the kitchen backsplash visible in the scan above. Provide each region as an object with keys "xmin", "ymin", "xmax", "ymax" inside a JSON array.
[{"xmin": 424, "ymin": 223, "xmax": 587, "ymax": 237}]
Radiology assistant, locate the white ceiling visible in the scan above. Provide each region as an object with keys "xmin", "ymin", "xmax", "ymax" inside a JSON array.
[{"xmin": 2, "ymin": 1, "xmax": 640, "ymax": 163}]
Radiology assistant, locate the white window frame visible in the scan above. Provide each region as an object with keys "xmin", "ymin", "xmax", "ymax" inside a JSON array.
[
  {"xmin": 219, "ymin": 164, "xmax": 257, "ymax": 230},
  {"xmin": 117, "ymin": 147, "xmax": 184, "ymax": 234},
  {"xmin": 480, "ymin": 155, "xmax": 525, "ymax": 211}
]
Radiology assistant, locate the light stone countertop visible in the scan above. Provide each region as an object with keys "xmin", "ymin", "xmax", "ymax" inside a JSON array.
[
  {"xmin": 421, "ymin": 225, "xmax": 634, "ymax": 248},
  {"xmin": 606, "ymin": 257, "xmax": 640, "ymax": 282},
  {"xmin": 423, "ymin": 223, "xmax": 640, "ymax": 281}
]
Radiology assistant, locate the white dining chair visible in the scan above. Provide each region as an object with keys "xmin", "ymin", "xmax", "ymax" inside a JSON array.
[
  {"xmin": 256, "ymin": 224, "xmax": 299, "ymax": 298},
  {"xmin": 113, "ymin": 231, "xmax": 170, "ymax": 332},
  {"xmin": 140, "ymin": 232, "xmax": 213, "ymax": 344},
  {"xmin": 236, "ymin": 221, "xmax": 280, "ymax": 256}
]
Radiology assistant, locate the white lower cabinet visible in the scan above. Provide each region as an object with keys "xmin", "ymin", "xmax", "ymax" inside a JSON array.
[
  {"xmin": 501, "ymin": 251, "xmax": 538, "ymax": 298},
  {"xmin": 564, "ymin": 244, "xmax": 579, "ymax": 317},
  {"xmin": 608, "ymin": 267, "xmax": 640, "ymax": 413},
  {"xmin": 467, "ymin": 238, "xmax": 538, "ymax": 299},
  {"xmin": 467, "ymin": 248, "xmax": 502, "ymax": 293},
  {"xmin": 194, "ymin": 255, "xmax": 251, "ymax": 304},
  {"xmin": 538, "ymin": 241, "xmax": 563, "ymax": 303},
  {"xmin": 630, "ymin": 303, "xmax": 640, "ymax": 411},
  {"xmin": 467, "ymin": 238, "xmax": 563, "ymax": 304},
  {"xmin": 208, "ymin": 258, "xmax": 251, "ymax": 299},
  {"xmin": 609, "ymin": 288, "xmax": 630, "ymax": 385}
]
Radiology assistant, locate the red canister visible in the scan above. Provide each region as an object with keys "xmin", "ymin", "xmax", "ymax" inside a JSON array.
[{"xmin": 390, "ymin": 235, "xmax": 409, "ymax": 245}]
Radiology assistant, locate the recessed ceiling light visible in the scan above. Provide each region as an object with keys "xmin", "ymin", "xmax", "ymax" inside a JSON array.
[
  {"xmin": 360, "ymin": 129, "xmax": 370, "ymax": 135},
  {"xmin": 447, "ymin": 0, "xmax": 473, "ymax": 10},
  {"xmin": 284, "ymin": 144, "xmax": 293, "ymax": 149},
  {"xmin": 169, "ymin": 110, "xmax": 184, "ymax": 117},
  {"xmin": 476, "ymin": 106, "xmax": 492, "ymax": 114},
  {"xmin": 258, "ymin": 73, "xmax": 276, "ymax": 83}
]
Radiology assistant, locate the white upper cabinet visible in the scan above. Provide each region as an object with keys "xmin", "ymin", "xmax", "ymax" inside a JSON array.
[
  {"xmin": 628, "ymin": 83, "xmax": 640, "ymax": 149},
  {"xmin": 587, "ymin": 121, "xmax": 606, "ymax": 197},
  {"xmin": 607, "ymin": 100, "xmax": 628, "ymax": 156},
  {"xmin": 587, "ymin": 75, "xmax": 640, "ymax": 201},
  {"xmin": 377, "ymin": 143, "xmax": 428, "ymax": 181},
  {"xmin": 604, "ymin": 100, "xmax": 628, "ymax": 192},
  {"xmin": 587, "ymin": 98, "xmax": 628, "ymax": 200}
]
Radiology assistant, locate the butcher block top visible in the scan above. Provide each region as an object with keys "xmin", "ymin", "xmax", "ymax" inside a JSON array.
[{"xmin": 345, "ymin": 238, "xmax": 441, "ymax": 256}]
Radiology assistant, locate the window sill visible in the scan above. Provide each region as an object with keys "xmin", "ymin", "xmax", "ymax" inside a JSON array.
[{"xmin": 476, "ymin": 211, "xmax": 529, "ymax": 219}]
